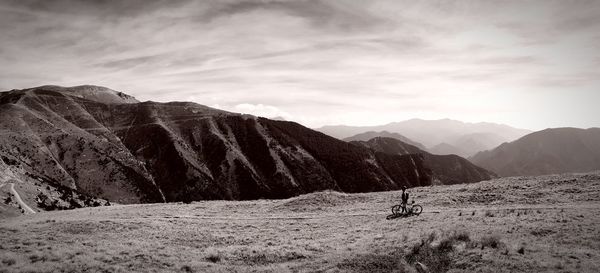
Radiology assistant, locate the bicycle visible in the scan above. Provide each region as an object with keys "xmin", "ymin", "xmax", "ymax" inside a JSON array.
[{"xmin": 387, "ymin": 201, "xmax": 423, "ymax": 219}]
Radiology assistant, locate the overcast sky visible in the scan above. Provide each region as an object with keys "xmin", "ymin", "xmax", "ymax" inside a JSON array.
[{"xmin": 1, "ymin": 0, "xmax": 599, "ymax": 129}]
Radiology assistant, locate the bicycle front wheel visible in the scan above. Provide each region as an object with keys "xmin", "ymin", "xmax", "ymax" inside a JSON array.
[
  {"xmin": 391, "ymin": 205, "xmax": 402, "ymax": 215},
  {"xmin": 411, "ymin": 205, "xmax": 423, "ymax": 215}
]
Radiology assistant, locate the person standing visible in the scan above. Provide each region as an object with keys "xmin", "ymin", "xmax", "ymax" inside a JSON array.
[{"xmin": 401, "ymin": 186, "xmax": 409, "ymax": 214}]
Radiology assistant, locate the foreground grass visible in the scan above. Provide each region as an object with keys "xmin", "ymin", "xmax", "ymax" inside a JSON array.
[{"xmin": 1, "ymin": 172, "xmax": 599, "ymax": 272}]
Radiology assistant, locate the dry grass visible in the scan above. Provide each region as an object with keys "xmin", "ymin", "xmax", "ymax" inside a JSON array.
[{"xmin": 0, "ymin": 172, "xmax": 599, "ymax": 272}]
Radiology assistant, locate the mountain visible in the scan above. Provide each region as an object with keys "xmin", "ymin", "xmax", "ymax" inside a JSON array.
[
  {"xmin": 0, "ymin": 85, "xmax": 435, "ymax": 204},
  {"xmin": 316, "ymin": 119, "xmax": 531, "ymax": 156},
  {"xmin": 470, "ymin": 128, "xmax": 600, "ymax": 176},
  {"xmin": 429, "ymin": 142, "xmax": 464, "ymax": 157},
  {"xmin": 427, "ymin": 133, "xmax": 509, "ymax": 157},
  {"xmin": 343, "ymin": 131, "xmax": 426, "ymax": 150},
  {"xmin": 350, "ymin": 137, "xmax": 496, "ymax": 185}
]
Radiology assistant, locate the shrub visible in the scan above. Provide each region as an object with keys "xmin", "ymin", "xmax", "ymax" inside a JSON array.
[
  {"xmin": 480, "ymin": 236, "xmax": 500, "ymax": 249},
  {"xmin": 448, "ymin": 230, "xmax": 471, "ymax": 242},
  {"xmin": 206, "ymin": 254, "xmax": 221, "ymax": 263},
  {"xmin": 180, "ymin": 265, "xmax": 194, "ymax": 272},
  {"xmin": 405, "ymin": 231, "xmax": 471, "ymax": 273},
  {"xmin": 2, "ymin": 258, "xmax": 16, "ymax": 266}
]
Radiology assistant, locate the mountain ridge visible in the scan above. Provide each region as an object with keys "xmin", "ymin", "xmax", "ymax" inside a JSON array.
[
  {"xmin": 350, "ymin": 137, "xmax": 496, "ymax": 184},
  {"xmin": 343, "ymin": 131, "xmax": 427, "ymax": 150},
  {"xmin": 0, "ymin": 85, "xmax": 437, "ymax": 204},
  {"xmin": 470, "ymin": 127, "xmax": 600, "ymax": 176}
]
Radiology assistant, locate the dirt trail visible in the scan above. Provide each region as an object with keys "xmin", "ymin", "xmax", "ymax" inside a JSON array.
[
  {"xmin": 9, "ymin": 182, "xmax": 36, "ymax": 214},
  {"xmin": 117, "ymin": 203, "xmax": 594, "ymax": 222}
]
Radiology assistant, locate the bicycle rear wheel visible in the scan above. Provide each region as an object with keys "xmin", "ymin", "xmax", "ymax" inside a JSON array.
[
  {"xmin": 391, "ymin": 205, "xmax": 402, "ymax": 215},
  {"xmin": 411, "ymin": 205, "xmax": 423, "ymax": 215}
]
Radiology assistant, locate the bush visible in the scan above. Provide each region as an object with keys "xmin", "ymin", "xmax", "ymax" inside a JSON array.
[
  {"xmin": 447, "ymin": 230, "xmax": 471, "ymax": 243},
  {"xmin": 405, "ymin": 231, "xmax": 472, "ymax": 273},
  {"xmin": 206, "ymin": 254, "xmax": 221, "ymax": 263},
  {"xmin": 180, "ymin": 265, "xmax": 194, "ymax": 272},
  {"xmin": 480, "ymin": 236, "xmax": 500, "ymax": 249},
  {"xmin": 1, "ymin": 258, "xmax": 16, "ymax": 266}
]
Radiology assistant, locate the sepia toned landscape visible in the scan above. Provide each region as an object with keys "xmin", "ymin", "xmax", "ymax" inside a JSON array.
[{"xmin": 2, "ymin": 1, "xmax": 600, "ymax": 272}]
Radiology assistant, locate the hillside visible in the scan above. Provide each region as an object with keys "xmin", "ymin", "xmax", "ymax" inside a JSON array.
[
  {"xmin": 1, "ymin": 172, "xmax": 598, "ymax": 272},
  {"xmin": 470, "ymin": 128, "xmax": 600, "ymax": 176},
  {"xmin": 0, "ymin": 85, "xmax": 433, "ymax": 206},
  {"xmin": 350, "ymin": 137, "xmax": 495, "ymax": 184},
  {"xmin": 343, "ymin": 131, "xmax": 427, "ymax": 150}
]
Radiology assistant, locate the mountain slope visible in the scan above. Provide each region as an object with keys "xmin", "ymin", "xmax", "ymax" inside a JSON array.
[
  {"xmin": 350, "ymin": 137, "xmax": 495, "ymax": 184},
  {"xmin": 0, "ymin": 85, "xmax": 434, "ymax": 204},
  {"xmin": 470, "ymin": 128, "xmax": 600, "ymax": 176},
  {"xmin": 343, "ymin": 131, "xmax": 426, "ymax": 150}
]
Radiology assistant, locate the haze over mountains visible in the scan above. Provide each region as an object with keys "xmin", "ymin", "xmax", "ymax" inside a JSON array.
[
  {"xmin": 470, "ymin": 128, "xmax": 600, "ymax": 177},
  {"xmin": 317, "ymin": 119, "xmax": 532, "ymax": 157}
]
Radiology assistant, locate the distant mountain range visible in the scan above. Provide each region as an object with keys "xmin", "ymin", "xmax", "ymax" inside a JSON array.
[
  {"xmin": 317, "ymin": 119, "xmax": 531, "ymax": 157},
  {"xmin": 1, "ymin": 85, "xmax": 455, "ymax": 204},
  {"xmin": 470, "ymin": 128, "xmax": 600, "ymax": 177},
  {"xmin": 343, "ymin": 131, "xmax": 427, "ymax": 150},
  {"xmin": 350, "ymin": 137, "xmax": 495, "ymax": 185}
]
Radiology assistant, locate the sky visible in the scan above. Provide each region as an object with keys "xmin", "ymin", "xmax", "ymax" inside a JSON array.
[{"xmin": 1, "ymin": 0, "xmax": 599, "ymax": 130}]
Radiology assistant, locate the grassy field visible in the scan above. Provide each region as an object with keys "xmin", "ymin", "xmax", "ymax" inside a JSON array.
[{"xmin": 1, "ymin": 172, "xmax": 599, "ymax": 272}]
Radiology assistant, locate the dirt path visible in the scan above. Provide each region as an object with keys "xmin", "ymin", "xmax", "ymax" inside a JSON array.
[
  {"xmin": 9, "ymin": 183, "xmax": 36, "ymax": 214},
  {"xmin": 113, "ymin": 203, "xmax": 595, "ymax": 222}
]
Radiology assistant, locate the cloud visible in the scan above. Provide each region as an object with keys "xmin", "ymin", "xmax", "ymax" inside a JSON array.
[
  {"xmin": 219, "ymin": 103, "xmax": 293, "ymax": 120},
  {"xmin": 1, "ymin": 0, "xmax": 599, "ymax": 129}
]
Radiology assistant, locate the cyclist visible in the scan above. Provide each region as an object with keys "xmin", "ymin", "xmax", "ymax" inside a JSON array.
[{"xmin": 401, "ymin": 186, "xmax": 409, "ymax": 214}]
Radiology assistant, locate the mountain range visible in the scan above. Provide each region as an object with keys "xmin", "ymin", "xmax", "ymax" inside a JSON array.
[
  {"xmin": 0, "ymin": 85, "xmax": 444, "ymax": 204},
  {"xmin": 317, "ymin": 119, "xmax": 532, "ymax": 157},
  {"xmin": 343, "ymin": 131, "xmax": 426, "ymax": 150},
  {"xmin": 470, "ymin": 128, "xmax": 600, "ymax": 176}
]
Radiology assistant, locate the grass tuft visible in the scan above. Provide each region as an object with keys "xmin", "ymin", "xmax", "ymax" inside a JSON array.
[
  {"xmin": 205, "ymin": 253, "xmax": 221, "ymax": 263},
  {"xmin": 405, "ymin": 230, "xmax": 472, "ymax": 273},
  {"xmin": 2, "ymin": 258, "xmax": 16, "ymax": 266},
  {"xmin": 180, "ymin": 265, "xmax": 194, "ymax": 272},
  {"xmin": 480, "ymin": 236, "xmax": 500, "ymax": 249}
]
